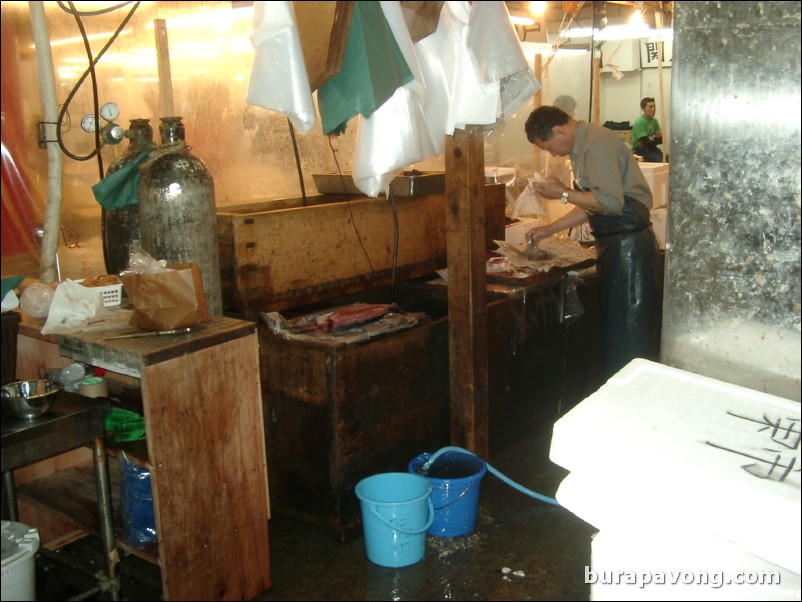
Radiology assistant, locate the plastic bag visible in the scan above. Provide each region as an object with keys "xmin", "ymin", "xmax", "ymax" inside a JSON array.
[
  {"xmin": 509, "ymin": 175, "xmax": 547, "ymax": 219},
  {"xmin": 560, "ymin": 277, "xmax": 586, "ymax": 324},
  {"xmin": 119, "ymin": 451, "xmax": 156, "ymax": 547},
  {"xmin": 19, "ymin": 283, "xmax": 55, "ymax": 320}
]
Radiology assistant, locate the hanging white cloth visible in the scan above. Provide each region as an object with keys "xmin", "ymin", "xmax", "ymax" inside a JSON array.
[
  {"xmin": 246, "ymin": 1, "xmax": 316, "ymax": 133},
  {"xmin": 415, "ymin": 1, "xmax": 540, "ymax": 152},
  {"xmin": 351, "ymin": 1, "xmax": 437, "ymax": 197}
]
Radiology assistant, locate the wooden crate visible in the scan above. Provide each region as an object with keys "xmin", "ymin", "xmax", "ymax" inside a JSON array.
[
  {"xmin": 217, "ymin": 186, "xmax": 505, "ymax": 318},
  {"xmin": 259, "ymin": 315, "xmax": 451, "ymax": 535}
]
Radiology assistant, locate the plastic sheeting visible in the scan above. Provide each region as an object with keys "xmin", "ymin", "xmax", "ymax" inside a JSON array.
[
  {"xmin": 245, "ymin": 0, "xmax": 540, "ymax": 198},
  {"xmin": 351, "ymin": 1, "xmax": 436, "ymax": 197},
  {"xmin": 352, "ymin": 1, "xmax": 541, "ymax": 197},
  {"xmin": 246, "ymin": 1, "xmax": 317, "ymax": 133}
]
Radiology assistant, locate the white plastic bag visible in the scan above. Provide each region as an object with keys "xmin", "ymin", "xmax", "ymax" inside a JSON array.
[
  {"xmin": 41, "ymin": 280, "xmax": 105, "ymax": 335},
  {"xmin": 510, "ymin": 175, "xmax": 547, "ymax": 220}
]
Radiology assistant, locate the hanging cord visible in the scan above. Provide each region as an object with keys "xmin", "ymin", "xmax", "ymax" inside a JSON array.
[
  {"xmin": 388, "ymin": 187, "xmax": 399, "ymax": 297},
  {"xmin": 327, "ymin": 135, "xmax": 374, "ymax": 273},
  {"xmin": 420, "ymin": 446, "xmax": 560, "ymax": 506},
  {"xmin": 54, "ymin": 1, "xmax": 139, "ymax": 164},
  {"xmin": 65, "ymin": 0, "xmax": 103, "ymax": 179},
  {"xmin": 59, "ymin": 0, "xmax": 139, "ymax": 275},
  {"xmin": 287, "ymin": 118, "xmax": 308, "ymax": 206}
]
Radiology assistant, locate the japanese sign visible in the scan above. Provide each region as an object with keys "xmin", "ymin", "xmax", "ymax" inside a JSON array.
[{"xmin": 640, "ymin": 39, "xmax": 673, "ymax": 68}]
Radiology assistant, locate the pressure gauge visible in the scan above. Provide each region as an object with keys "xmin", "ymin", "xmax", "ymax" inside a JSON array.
[
  {"xmin": 100, "ymin": 102, "xmax": 120, "ymax": 122},
  {"xmin": 80, "ymin": 114, "xmax": 97, "ymax": 133}
]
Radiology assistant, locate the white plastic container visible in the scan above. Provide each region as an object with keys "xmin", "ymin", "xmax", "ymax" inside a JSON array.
[
  {"xmin": 1, "ymin": 520, "xmax": 40, "ymax": 601},
  {"xmin": 650, "ymin": 208, "xmax": 667, "ymax": 250},
  {"xmin": 639, "ymin": 162, "xmax": 669, "ymax": 208}
]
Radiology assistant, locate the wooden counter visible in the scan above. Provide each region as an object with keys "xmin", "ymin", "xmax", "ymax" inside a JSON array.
[{"xmin": 13, "ymin": 312, "xmax": 271, "ymax": 601}]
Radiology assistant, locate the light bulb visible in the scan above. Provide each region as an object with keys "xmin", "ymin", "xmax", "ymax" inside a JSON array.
[{"xmin": 529, "ymin": 1, "xmax": 547, "ymax": 16}]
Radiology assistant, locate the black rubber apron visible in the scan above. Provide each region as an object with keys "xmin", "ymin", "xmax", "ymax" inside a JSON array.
[{"xmin": 586, "ymin": 197, "xmax": 662, "ymax": 380}]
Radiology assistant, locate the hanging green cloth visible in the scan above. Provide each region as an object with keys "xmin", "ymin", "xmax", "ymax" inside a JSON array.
[
  {"xmin": 317, "ymin": 1, "xmax": 413, "ymax": 135},
  {"xmin": 1, "ymin": 275, "xmax": 25, "ymax": 301},
  {"xmin": 91, "ymin": 147, "xmax": 153, "ymax": 210}
]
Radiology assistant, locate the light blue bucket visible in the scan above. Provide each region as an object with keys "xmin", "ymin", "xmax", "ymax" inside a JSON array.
[
  {"xmin": 355, "ymin": 472, "xmax": 434, "ymax": 568},
  {"xmin": 409, "ymin": 451, "xmax": 487, "ymax": 537}
]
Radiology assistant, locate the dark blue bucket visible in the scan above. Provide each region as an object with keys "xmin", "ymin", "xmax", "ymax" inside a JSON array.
[{"xmin": 409, "ymin": 451, "xmax": 487, "ymax": 537}]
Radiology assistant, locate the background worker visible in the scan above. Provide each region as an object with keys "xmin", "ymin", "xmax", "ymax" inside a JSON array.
[
  {"xmin": 524, "ymin": 105, "xmax": 663, "ymax": 380},
  {"xmin": 631, "ymin": 97, "xmax": 666, "ymax": 163}
]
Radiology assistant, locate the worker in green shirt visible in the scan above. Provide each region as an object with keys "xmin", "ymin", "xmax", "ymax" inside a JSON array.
[{"xmin": 631, "ymin": 97, "xmax": 666, "ymax": 163}]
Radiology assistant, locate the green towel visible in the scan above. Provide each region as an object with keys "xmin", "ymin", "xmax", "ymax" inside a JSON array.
[
  {"xmin": 91, "ymin": 148, "xmax": 153, "ymax": 210},
  {"xmin": 2, "ymin": 275, "xmax": 25, "ymax": 301},
  {"xmin": 105, "ymin": 406, "xmax": 146, "ymax": 442},
  {"xmin": 317, "ymin": 1, "xmax": 413, "ymax": 135}
]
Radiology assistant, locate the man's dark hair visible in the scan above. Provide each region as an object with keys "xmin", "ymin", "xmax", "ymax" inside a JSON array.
[
  {"xmin": 640, "ymin": 97, "xmax": 655, "ymax": 109},
  {"xmin": 524, "ymin": 106, "xmax": 571, "ymax": 144}
]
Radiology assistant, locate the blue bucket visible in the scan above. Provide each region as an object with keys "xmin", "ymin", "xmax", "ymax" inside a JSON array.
[
  {"xmin": 355, "ymin": 472, "xmax": 434, "ymax": 568},
  {"xmin": 409, "ymin": 451, "xmax": 487, "ymax": 537}
]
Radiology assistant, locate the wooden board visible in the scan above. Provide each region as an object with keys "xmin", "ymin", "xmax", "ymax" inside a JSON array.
[
  {"xmin": 141, "ymin": 333, "xmax": 270, "ymax": 600},
  {"xmin": 295, "ymin": 1, "xmax": 354, "ymax": 91}
]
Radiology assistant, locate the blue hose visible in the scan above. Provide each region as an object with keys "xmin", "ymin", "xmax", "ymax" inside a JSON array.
[{"xmin": 421, "ymin": 446, "xmax": 560, "ymax": 506}]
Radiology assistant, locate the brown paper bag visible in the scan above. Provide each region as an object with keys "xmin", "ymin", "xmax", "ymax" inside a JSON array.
[{"xmin": 121, "ymin": 263, "xmax": 210, "ymax": 330}]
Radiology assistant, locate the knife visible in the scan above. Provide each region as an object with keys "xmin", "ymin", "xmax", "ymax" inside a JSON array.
[{"xmin": 106, "ymin": 327, "xmax": 192, "ymax": 340}]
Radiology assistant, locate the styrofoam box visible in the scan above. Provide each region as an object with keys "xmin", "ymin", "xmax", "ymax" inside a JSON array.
[
  {"xmin": 589, "ymin": 529, "xmax": 801, "ymax": 601},
  {"xmin": 639, "ymin": 162, "xmax": 669, "ymax": 208},
  {"xmin": 650, "ymin": 208, "xmax": 666, "ymax": 249},
  {"xmin": 550, "ymin": 359, "xmax": 801, "ymax": 576}
]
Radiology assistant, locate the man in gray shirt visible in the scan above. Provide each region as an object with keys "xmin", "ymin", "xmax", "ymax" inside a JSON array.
[{"xmin": 524, "ymin": 105, "xmax": 662, "ymax": 380}]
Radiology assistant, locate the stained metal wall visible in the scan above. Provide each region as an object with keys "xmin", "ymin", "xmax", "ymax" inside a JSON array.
[{"xmin": 661, "ymin": 1, "xmax": 801, "ymax": 401}]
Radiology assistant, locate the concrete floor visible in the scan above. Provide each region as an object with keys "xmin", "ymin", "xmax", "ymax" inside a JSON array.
[
  {"xmin": 253, "ymin": 429, "xmax": 597, "ymax": 602},
  {"xmin": 33, "ymin": 406, "xmax": 597, "ymax": 601}
]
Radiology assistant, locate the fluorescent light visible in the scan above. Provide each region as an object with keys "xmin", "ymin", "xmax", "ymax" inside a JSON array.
[
  {"xmin": 558, "ymin": 23, "xmax": 671, "ymax": 41},
  {"xmin": 510, "ymin": 15, "xmax": 536, "ymax": 26}
]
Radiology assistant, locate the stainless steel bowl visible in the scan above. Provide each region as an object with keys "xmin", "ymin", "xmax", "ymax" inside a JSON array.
[{"xmin": 1, "ymin": 379, "xmax": 59, "ymax": 419}]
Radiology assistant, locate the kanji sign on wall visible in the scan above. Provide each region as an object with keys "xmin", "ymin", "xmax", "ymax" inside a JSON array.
[{"xmin": 640, "ymin": 39, "xmax": 672, "ymax": 68}]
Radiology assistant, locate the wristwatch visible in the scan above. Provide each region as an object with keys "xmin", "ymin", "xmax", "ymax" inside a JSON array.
[{"xmin": 560, "ymin": 191, "xmax": 570, "ymax": 204}]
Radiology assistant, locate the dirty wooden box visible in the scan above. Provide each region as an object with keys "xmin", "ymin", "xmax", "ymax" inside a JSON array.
[
  {"xmin": 259, "ymin": 303, "xmax": 451, "ymax": 534},
  {"xmin": 216, "ymin": 186, "xmax": 505, "ymax": 318}
]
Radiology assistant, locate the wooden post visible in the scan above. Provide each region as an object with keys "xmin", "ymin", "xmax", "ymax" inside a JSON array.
[
  {"xmin": 592, "ymin": 55, "xmax": 601, "ymax": 124},
  {"xmin": 445, "ymin": 126, "xmax": 489, "ymax": 457},
  {"xmin": 154, "ymin": 19, "xmax": 175, "ymax": 117},
  {"xmin": 532, "ymin": 53, "xmax": 543, "ymax": 173},
  {"xmin": 654, "ymin": 12, "xmax": 668, "ymax": 162}
]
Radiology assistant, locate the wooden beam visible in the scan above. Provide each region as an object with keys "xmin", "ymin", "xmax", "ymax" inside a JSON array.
[
  {"xmin": 154, "ymin": 19, "xmax": 175, "ymax": 118},
  {"xmin": 592, "ymin": 54, "xmax": 601, "ymax": 124},
  {"xmin": 445, "ymin": 126, "xmax": 488, "ymax": 457}
]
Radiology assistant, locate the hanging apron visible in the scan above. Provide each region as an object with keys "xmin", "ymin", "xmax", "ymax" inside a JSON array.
[{"xmin": 586, "ymin": 197, "xmax": 663, "ymax": 380}]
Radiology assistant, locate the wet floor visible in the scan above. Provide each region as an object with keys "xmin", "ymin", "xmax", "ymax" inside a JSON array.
[
  {"xmin": 34, "ymin": 408, "xmax": 597, "ymax": 601},
  {"xmin": 254, "ymin": 430, "xmax": 596, "ymax": 602}
]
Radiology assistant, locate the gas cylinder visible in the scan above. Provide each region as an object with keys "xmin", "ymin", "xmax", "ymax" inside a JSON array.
[
  {"xmin": 103, "ymin": 118, "xmax": 153, "ymax": 275},
  {"xmin": 137, "ymin": 116, "xmax": 223, "ymax": 314}
]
